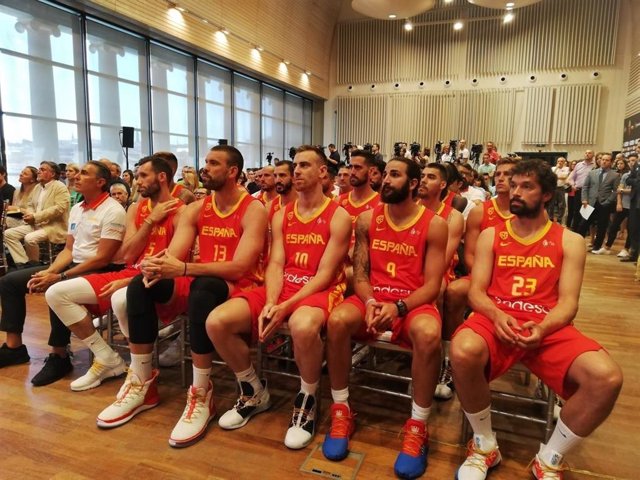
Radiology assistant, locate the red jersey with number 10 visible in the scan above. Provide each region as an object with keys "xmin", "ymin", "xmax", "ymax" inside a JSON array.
[
  {"xmin": 133, "ymin": 199, "xmax": 183, "ymax": 267},
  {"xmin": 280, "ymin": 198, "xmax": 345, "ymax": 301},
  {"xmin": 488, "ymin": 220, "xmax": 564, "ymax": 318},
  {"xmin": 338, "ymin": 191, "xmax": 380, "ymax": 247},
  {"xmin": 368, "ymin": 204, "xmax": 433, "ymax": 303},
  {"xmin": 197, "ymin": 191, "xmax": 263, "ymax": 290}
]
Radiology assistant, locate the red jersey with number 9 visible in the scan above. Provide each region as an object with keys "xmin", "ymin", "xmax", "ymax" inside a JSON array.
[
  {"xmin": 487, "ymin": 219, "xmax": 564, "ymax": 318},
  {"xmin": 280, "ymin": 198, "xmax": 345, "ymax": 300},
  {"xmin": 133, "ymin": 199, "xmax": 183, "ymax": 267},
  {"xmin": 197, "ymin": 191, "xmax": 263, "ymax": 289},
  {"xmin": 368, "ymin": 203, "xmax": 433, "ymax": 303}
]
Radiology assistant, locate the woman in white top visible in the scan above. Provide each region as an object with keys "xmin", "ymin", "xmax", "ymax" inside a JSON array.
[{"xmin": 7, "ymin": 166, "xmax": 38, "ymax": 228}]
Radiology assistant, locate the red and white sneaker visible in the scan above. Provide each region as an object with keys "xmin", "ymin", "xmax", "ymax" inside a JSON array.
[
  {"xmin": 96, "ymin": 369, "xmax": 160, "ymax": 428},
  {"xmin": 531, "ymin": 448, "xmax": 566, "ymax": 479},
  {"xmin": 169, "ymin": 381, "xmax": 216, "ymax": 448},
  {"xmin": 456, "ymin": 434, "xmax": 501, "ymax": 480}
]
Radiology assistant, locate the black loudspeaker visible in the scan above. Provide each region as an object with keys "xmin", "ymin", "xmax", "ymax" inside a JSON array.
[
  {"xmin": 218, "ymin": 138, "xmax": 228, "ymax": 146},
  {"xmin": 122, "ymin": 127, "xmax": 134, "ymax": 148}
]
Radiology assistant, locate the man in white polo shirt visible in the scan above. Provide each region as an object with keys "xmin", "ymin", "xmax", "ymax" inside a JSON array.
[{"xmin": 0, "ymin": 161, "xmax": 126, "ymax": 384}]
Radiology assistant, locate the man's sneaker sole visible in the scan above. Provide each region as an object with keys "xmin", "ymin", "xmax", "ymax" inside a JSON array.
[
  {"xmin": 218, "ymin": 398, "xmax": 271, "ymax": 430},
  {"xmin": 96, "ymin": 401, "xmax": 159, "ymax": 429},
  {"xmin": 70, "ymin": 363, "xmax": 127, "ymax": 392},
  {"xmin": 169, "ymin": 413, "xmax": 216, "ymax": 448}
]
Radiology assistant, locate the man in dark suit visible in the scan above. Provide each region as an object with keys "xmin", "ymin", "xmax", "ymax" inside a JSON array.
[
  {"xmin": 622, "ymin": 151, "xmax": 640, "ymax": 262},
  {"xmin": 579, "ymin": 153, "xmax": 620, "ymax": 254}
]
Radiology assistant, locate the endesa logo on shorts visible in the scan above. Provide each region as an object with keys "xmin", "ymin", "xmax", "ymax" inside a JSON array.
[
  {"xmin": 284, "ymin": 272, "xmax": 313, "ymax": 285},
  {"xmin": 373, "ymin": 285, "xmax": 412, "ymax": 297},
  {"xmin": 493, "ymin": 296, "xmax": 550, "ymax": 315}
]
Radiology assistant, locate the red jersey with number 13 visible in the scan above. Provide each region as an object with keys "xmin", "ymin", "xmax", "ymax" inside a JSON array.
[
  {"xmin": 280, "ymin": 198, "xmax": 345, "ymax": 301},
  {"xmin": 197, "ymin": 191, "xmax": 263, "ymax": 290},
  {"xmin": 488, "ymin": 220, "xmax": 563, "ymax": 318},
  {"xmin": 368, "ymin": 204, "xmax": 433, "ymax": 303}
]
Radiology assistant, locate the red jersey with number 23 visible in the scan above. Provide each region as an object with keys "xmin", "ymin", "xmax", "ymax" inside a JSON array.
[
  {"xmin": 368, "ymin": 203, "xmax": 433, "ymax": 303},
  {"xmin": 280, "ymin": 197, "xmax": 345, "ymax": 301},
  {"xmin": 488, "ymin": 219, "xmax": 563, "ymax": 319},
  {"xmin": 197, "ymin": 191, "xmax": 263, "ymax": 290}
]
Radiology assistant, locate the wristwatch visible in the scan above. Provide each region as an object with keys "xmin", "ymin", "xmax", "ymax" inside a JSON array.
[
  {"xmin": 60, "ymin": 271, "xmax": 68, "ymax": 281},
  {"xmin": 395, "ymin": 299, "xmax": 408, "ymax": 317}
]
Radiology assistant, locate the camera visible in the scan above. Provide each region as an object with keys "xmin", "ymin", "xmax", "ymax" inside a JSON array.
[
  {"xmin": 410, "ymin": 142, "xmax": 421, "ymax": 157},
  {"xmin": 342, "ymin": 142, "xmax": 353, "ymax": 161},
  {"xmin": 363, "ymin": 143, "xmax": 373, "ymax": 152},
  {"xmin": 470, "ymin": 143, "xmax": 483, "ymax": 166},
  {"xmin": 288, "ymin": 147, "xmax": 297, "ymax": 160},
  {"xmin": 449, "ymin": 139, "xmax": 458, "ymax": 159},
  {"xmin": 393, "ymin": 142, "xmax": 403, "ymax": 157},
  {"xmin": 266, "ymin": 152, "xmax": 274, "ymax": 164}
]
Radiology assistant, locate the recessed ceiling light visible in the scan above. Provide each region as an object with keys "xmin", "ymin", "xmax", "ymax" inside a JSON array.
[
  {"xmin": 445, "ymin": 0, "xmax": 454, "ymax": 3},
  {"xmin": 453, "ymin": 21, "xmax": 464, "ymax": 30},
  {"xmin": 404, "ymin": 20, "xmax": 413, "ymax": 31},
  {"xmin": 503, "ymin": 12, "xmax": 514, "ymax": 23},
  {"xmin": 506, "ymin": 2, "xmax": 515, "ymax": 6},
  {"xmin": 388, "ymin": 14, "xmax": 397, "ymax": 19}
]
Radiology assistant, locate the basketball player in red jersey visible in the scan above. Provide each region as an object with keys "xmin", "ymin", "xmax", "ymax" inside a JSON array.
[
  {"xmin": 252, "ymin": 165, "xmax": 277, "ymax": 204},
  {"xmin": 439, "ymin": 159, "xmax": 516, "ymax": 401},
  {"xmin": 322, "ymin": 157, "xmax": 448, "ymax": 480},
  {"xmin": 266, "ymin": 160, "xmax": 297, "ymax": 224},
  {"xmin": 206, "ymin": 145, "xmax": 351, "ymax": 450},
  {"xmin": 96, "ymin": 146, "xmax": 267, "ymax": 449},
  {"xmin": 337, "ymin": 149, "xmax": 380, "ymax": 261},
  {"xmin": 45, "ymin": 155, "xmax": 183, "ymax": 391},
  {"xmin": 453, "ymin": 159, "xmax": 622, "ymax": 480}
]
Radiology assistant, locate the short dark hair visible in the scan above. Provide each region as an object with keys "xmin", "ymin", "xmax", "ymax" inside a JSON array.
[
  {"xmin": 425, "ymin": 162, "xmax": 448, "ymax": 182},
  {"xmin": 296, "ymin": 145, "xmax": 329, "ymax": 166},
  {"xmin": 138, "ymin": 154, "xmax": 174, "ymax": 180},
  {"xmin": 210, "ymin": 145, "xmax": 244, "ymax": 180},
  {"xmin": 275, "ymin": 159, "xmax": 294, "ymax": 176},
  {"xmin": 350, "ymin": 149, "xmax": 375, "ymax": 166},
  {"xmin": 459, "ymin": 163, "xmax": 474, "ymax": 174},
  {"xmin": 0, "ymin": 164, "xmax": 6, "ymax": 176},
  {"xmin": 443, "ymin": 163, "xmax": 462, "ymax": 186},
  {"xmin": 87, "ymin": 160, "xmax": 112, "ymax": 192},
  {"xmin": 328, "ymin": 143, "xmax": 336, "ymax": 149},
  {"xmin": 496, "ymin": 157, "xmax": 518, "ymax": 169},
  {"xmin": 371, "ymin": 157, "xmax": 386, "ymax": 175},
  {"xmin": 511, "ymin": 159, "xmax": 557, "ymax": 197},
  {"xmin": 373, "ymin": 143, "xmax": 380, "ymax": 150},
  {"xmin": 628, "ymin": 153, "xmax": 639, "ymax": 160},
  {"xmin": 388, "ymin": 156, "xmax": 422, "ymax": 198}
]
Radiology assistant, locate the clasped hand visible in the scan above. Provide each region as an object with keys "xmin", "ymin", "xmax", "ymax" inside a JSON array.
[{"xmin": 140, "ymin": 249, "xmax": 183, "ymax": 287}]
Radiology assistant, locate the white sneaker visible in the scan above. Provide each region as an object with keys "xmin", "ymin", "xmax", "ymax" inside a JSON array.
[
  {"xmin": 96, "ymin": 369, "xmax": 160, "ymax": 428},
  {"xmin": 169, "ymin": 381, "xmax": 216, "ymax": 448},
  {"xmin": 591, "ymin": 247, "xmax": 611, "ymax": 255},
  {"xmin": 159, "ymin": 337, "xmax": 182, "ymax": 367},
  {"xmin": 456, "ymin": 433, "xmax": 501, "ymax": 480},
  {"xmin": 70, "ymin": 357, "xmax": 127, "ymax": 391},
  {"xmin": 434, "ymin": 359, "xmax": 454, "ymax": 400},
  {"xmin": 284, "ymin": 392, "xmax": 316, "ymax": 450},
  {"xmin": 218, "ymin": 380, "xmax": 271, "ymax": 430},
  {"xmin": 617, "ymin": 248, "xmax": 630, "ymax": 258},
  {"xmin": 531, "ymin": 445, "xmax": 566, "ymax": 479},
  {"xmin": 92, "ymin": 315, "xmax": 108, "ymax": 330}
]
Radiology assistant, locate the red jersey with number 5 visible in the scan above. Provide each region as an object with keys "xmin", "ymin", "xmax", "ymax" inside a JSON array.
[
  {"xmin": 133, "ymin": 199, "xmax": 183, "ymax": 267},
  {"xmin": 280, "ymin": 198, "xmax": 345, "ymax": 300},
  {"xmin": 488, "ymin": 220, "xmax": 564, "ymax": 318},
  {"xmin": 197, "ymin": 191, "xmax": 263, "ymax": 289},
  {"xmin": 368, "ymin": 204, "xmax": 433, "ymax": 303}
]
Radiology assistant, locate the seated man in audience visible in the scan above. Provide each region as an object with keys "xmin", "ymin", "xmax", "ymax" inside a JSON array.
[
  {"xmin": 96, "ymin": 146, "xmax": 267, "ymax": 451},
  {"xmin": 206, "ymin": 145, "xmax": 350, "ymax": 450},
  {"xmin": 322, "ymin": 157, "xmax": 447, "ymax": 479},
  {"xmin": 0, "ymin": 162, "xmax": 125, "ymax": 382},
  {"xmin": 4, "ymin": 161, "xmax": 69, "ymax": 268},
  {"xmin": 253, "ymin": 165, "xmax": 277, "ymax": 204},
  {"xmin": 336, "ymin": 165, "xmax": 352, "ymax": 196},
  {"xmin": 441, "ymin": 158, "xmax": 516, "ymax": 401},
  {"xmin": 109, "ymin": 181, "xmax": 131, "ymax": 210},
  {"xmin": 266, "ymin": 160, "xmax": 297, "ymax": 224},
  {"xmin": 43, "ymin": 155, "xmax": 183, "ymax": 390},
  {"xmin": 417, "ymin": 163, "xmax": 464, "ymax": 400},
  {"xmin": 452, "ymin": 159, "xmax": 622, "ymax": 480}
]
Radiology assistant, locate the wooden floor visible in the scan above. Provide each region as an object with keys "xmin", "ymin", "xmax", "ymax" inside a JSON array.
[{"xmin": 1, "ymin": 240, "xmax": 637, "ymax": 480}]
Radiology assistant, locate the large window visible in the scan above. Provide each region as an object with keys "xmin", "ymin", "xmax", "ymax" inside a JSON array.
[
  {"xmin": 0, "ymin": 0, "xmax": 313, "ymax": 183},
  {"xmin": 197, "ymin": 60, "xmax": 231, "ymax": 155},
  {"xmin": 86, "ymin": 20, "xmax": 149, "ymax": 170},
  {"xmin": 0, "ymin": 0, "xmax": 87, "ymax": 183}
]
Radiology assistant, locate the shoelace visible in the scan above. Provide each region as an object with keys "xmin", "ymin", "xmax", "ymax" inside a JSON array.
[
  {"xmin": 88, "ymin": 360, "xmax": 108, "ymax": 376},
  {"xmin": 114, "ymin": 373, "xmax": 144, "ymax": 405},
  {"xmin": 529, "ymin": 457, "xmax": 568, "ymax": 480},
  {"xmin": 291, "ymin": 406, "xmax": 313, "ymax": 428},
  {"xmin": 438, "ymin": 364, "xmax": 453, "ymax": 385},
  {"xmin": 399, "ymin": 426, "xmax": 426, "ymax": 457},
  {"xmin": 462, "ymin": 440, "xmax": 498, "ymax": 473},
  {"xmin": 182, "ymin": 388, "xmax": 205, "ymax": 422},
  {"xmin": 329, "ymin": 410, "xmax": 353, "ymax": 438}
]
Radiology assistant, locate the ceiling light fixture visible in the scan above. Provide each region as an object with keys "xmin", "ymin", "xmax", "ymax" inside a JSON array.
[
  {"xmin": 283, "ymin": 59, "xmax": 290, "ymax": 65},
  {"xmin": 503, "ymin": 12, "xmax": 514, "ymax": 23},
  {"xmin": 219, "ymin": 27, "xmax": 229, "ymax": 35},
  {"xmin": 453, "ymin": 21, "xmax": 464, "ymax": 30},
  {"xmin": 388, "ymin": 14, "xmax": 397, "ymax": 19},
  {"xmin": 404, "ymin": 20, "xmax": 413, "ymax": 31},
  {"xmin": 305, "ymin": 70, "xmax": 312, "ymax": 76},
  {"xmin": 506, "ymin": 2, "xmax": 515, "ymax": 6}
]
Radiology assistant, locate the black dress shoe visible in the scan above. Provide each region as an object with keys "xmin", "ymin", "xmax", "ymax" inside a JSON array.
[
  {"xmin": 31, "ymin": 353, "xmax": 73, "ymax": 386},
  {"xmin": 0, "ymin": 343, "xmax": 30, "ymax": 367}
]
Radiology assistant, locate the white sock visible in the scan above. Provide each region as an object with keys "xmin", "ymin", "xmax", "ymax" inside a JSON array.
[
  {"xmin": 411, "ymin": 401, "xmax": 431, "ymax": 422},
  {"xmin": 130, "ymin": 353, "xmax": 153, "ymax": 382},
  {"xmin": 465, "ymin": 405, "xmax": 494, "ymax": 440},
  {"xmin": 192, "ymin": 366, "xmax": 212, "ymax": 390},
  {"xmin": 543, "ymin": 417, "xmax": 584, "ymax": 459},
  {"xmin": 331, "ymin": 387, "xmax": 349, "ymax": 407},
  {"xmin": 300, "ymin": 379, "xmax": 318, "ymax": 396},
  {"xmin": 442, "ymin": 340, "xmax": 451, "ymax": 362},
  {"xmin": 235, "ymin": 365, "xmax": 262, "ymax": 394},
  {"xmin": 83, "ymin": 330, "xmax": 118, "ymax": 365}
]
